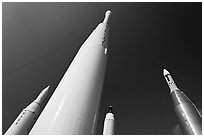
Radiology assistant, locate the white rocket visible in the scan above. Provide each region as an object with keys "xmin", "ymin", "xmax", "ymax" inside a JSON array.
[
  {"xmin": 5, "ymin": 86, "xmax": 50, "ymax": 135},
  {"xmin": 163, "ymin": 69, "xmax": 202, "ymax": 135},
  {"xmin": 29, "ymin": 10, "xmax": 112, "ymax": 135},
  {"xmin": 103, "ymin": 106, "xmax": 115, "ymax": 135}
]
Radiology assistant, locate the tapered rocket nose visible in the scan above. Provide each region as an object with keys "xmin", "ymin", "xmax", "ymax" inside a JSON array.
[
  {"xmin": 163, "ymin": 69, "xmax": 170, "ymax": 76},
  {"xmin": 105, "ymin": 10, "xmax": 111, "ymax": 17},
  {"xmin": 103, "ymin": 10, "xmax": 112, "ymax": 24},
  {"xmin": 35, "ymin": 85, "xmax": 50, "ymax": 104},
  {"xmin": 108, "ymin": 106, "xmax": 113, "ymax": 113},
  {"xmin": 43, "ymin": 85, "xmax": 50, "ymax": 91},
  {"xmin": 40, "ymin": 85, "xmax": 50, "ymax": 96}
]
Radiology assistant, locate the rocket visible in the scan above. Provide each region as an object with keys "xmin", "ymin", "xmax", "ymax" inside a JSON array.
[
  {"xmin": 29, "ymin": 10, "xmax": 112, "ymax": 135},
  {"xmin": 103, "ymin": 106, "xmax": 115, "ymax": 135},
  {"xmin": 163, "ymin": 69, "xmax": 202, "ymax": 135},
  {"xmin": 5, "ymin": 86, "xmax": 50, "ymax": 135}
]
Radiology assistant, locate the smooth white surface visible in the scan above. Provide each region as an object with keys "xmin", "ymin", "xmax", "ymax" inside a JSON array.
[
  {"xmin": 163, "ymin": 69, "xmax": 170, "ymax": 76},
  {"xmin": 29, "ymin": 11, "xmax": 111, "ymax": 135},
  {"xmin": 103, "ymin": 10, "xmax": 111, "ymax": 24},
  {"xmin": 103, "ymin": 113, "xmax": 115, "ymax": 135},
  {"xmin": 5, "ymin": 86, "xmax": 49, "ymax": 135},
  {"xmin": 105, "ymin": 113, "xmax": 114, "ymax": 120}
]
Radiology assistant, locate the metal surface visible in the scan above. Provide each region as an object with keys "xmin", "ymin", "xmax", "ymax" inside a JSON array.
[
  {"xmin": 163, "ymin": 69, "xmax": 202, "ymax": 135},
  {"xmin": 29, "ymin": 10, "xmax": 111, "ymax": 135},
  {"xmin": 5, "ymin": 86, "xmax": 50, "ymax": 135},
  {"xmin": 171, "ymin": 90, "xmax": 202, "ymax": 135}
]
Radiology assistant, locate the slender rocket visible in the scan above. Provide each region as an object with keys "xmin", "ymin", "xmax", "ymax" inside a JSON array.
[
  {"xmin": 5, "ymin": 86, "xmax": 50, "ymax": 135},
  {"xmin": 163, "ymin": 69, "xmax": 202, "ymax": 135},
  {"xmin": 30, "ymin": 10, "xmax": 112, "ymax": 135},
  {"xmin": 103, "ymin": 106, "xmax": 115, "ymax": 135}
]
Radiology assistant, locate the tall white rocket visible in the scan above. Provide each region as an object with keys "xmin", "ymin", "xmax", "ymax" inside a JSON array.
[
  {"xmin": 30, "ymin": 10, "xmax": 112, "ymax": 135},
  {"xmin": 103, "ymin": 106, "xmax": 115, "ymax": 135},
  {"xmin": 5, "ymin": 86, "xmax": 50, "ymax": 135}
]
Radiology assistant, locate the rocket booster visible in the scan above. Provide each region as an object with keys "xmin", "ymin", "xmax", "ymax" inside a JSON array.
[
  {"xmin": 5, "ymin": 86, "xmax": 50, "ymax": 135},
  {"xmin": 103, "ymin": 106, "xmax": 115, "ymax": 135},
  {"xmin": 163, "ymin": 69, "xmax": 202, "ymax": 135},
  {"xmin": 30, "ymin": 10, "xmax": 111, "ymax": 135}
]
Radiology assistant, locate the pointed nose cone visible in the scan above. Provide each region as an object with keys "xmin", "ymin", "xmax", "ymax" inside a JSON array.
[
  {"xmin": 163, "ymin": 69, "xmax": 170, "ymax": 76},
  {"xmin": 105, "ymin": 10, "xmax": 112, "ymax": 17},
  {"xmin": 103, "ymin": 10, "xmax": 112, "ymax": 24},
  {"xmin": 43, "ymin": 85, "xmax": 50, "ymax": 92},
  {"xmin": 108, "ymin": 106, "xmax": 113, "ymax": 113},
  {"xmin": 40, "ymin": 85, "xmax": 50, "ymax": 97},
  {"xmin": 35, "ymin": 85, "xmax": 50, "ymax": 104}
]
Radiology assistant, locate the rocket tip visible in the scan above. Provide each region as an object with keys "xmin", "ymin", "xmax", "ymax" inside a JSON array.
[
  {"xmin": 41, "ymin": 85, "xmax": 50, "ymax": 94},
  {"xmin": 44, "ymin": 85, "xmax": 50, "ymax": 91},
  {"xmin": 35, "ymin": 85, "xmax": 50, "ymax": 104},
  {"xmin": 105, "ymin": 10, "xmax": 112, "ymax": 16},
  {"xmin": 103, "ymin": 10, "xmax": 112, "ymax": 24},
  {"xmin": 163, "ymin": 69, "xmax": 170, "ymax": 76},
  {"xmin": 108, "ymin": 106, "xmax": 113, "ymax": 113}
]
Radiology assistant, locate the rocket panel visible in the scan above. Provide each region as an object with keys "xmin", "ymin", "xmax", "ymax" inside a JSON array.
[
  {"xmin": 5, "ymin": 110, "xmax": 37, "ymax": 135},
  {"xmin": 171, "ymin": 90, "xmax": 202, "ymax": 135}
]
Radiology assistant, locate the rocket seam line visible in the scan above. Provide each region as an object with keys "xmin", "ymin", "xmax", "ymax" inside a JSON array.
[
  {"xmin": 24, "ymin": 110, "xmax": 38, "ymax": 117},
  {"xmin": 175, "ymin": 92, "xmax": 196, "ymax": 134},
  {"xmin": 33, "ymin": 102, "xmax": 41, "ymax": 107}
]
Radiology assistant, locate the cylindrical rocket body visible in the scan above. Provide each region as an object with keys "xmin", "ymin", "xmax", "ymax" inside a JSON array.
[
  {"xmin": 103, "ymin": 113, "xmax": 115, "ymax": 135},
  {"xmin": 5, "ymin": 86, "xmax": 49, "ymax": 135},
  {"xmin": 30, "ymin": 12, "xmax": 111, "ymax": 135},
  {"xmin": 171, "ymin": 90, "xmax": 202, "ymax": 135},
  {"xmin": 5, "ymin": 103, "xmax": 40, "ymax": 135}
]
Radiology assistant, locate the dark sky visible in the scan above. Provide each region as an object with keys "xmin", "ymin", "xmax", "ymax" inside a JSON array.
[{"xmin": 2, "ymin": 2, "xmax": 202, "ymax": 135}]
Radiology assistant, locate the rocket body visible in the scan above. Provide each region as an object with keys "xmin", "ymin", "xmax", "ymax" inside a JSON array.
[
  {"xmin": 103, "ymin": 106, "xmax": 115, "ymax": 135},
  {"xmin": 171, "ymin": 90, "xmax": 202, "ymax": 135},
  {"xmin": 163, "ymin": 69, "xmax": 202, "ymax": 135},
  {"xmin": 5, "ymin": 86, "xmax": 50, "ymax": 135},
  {"xmin": 30, "ymin": 11, "xmax": 111, "ymax": 135}
]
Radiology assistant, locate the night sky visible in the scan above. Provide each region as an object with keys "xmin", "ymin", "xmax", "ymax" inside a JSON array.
[{"xmin": 2, "ymin": 2, "xmax": 202, "ymax": 135}]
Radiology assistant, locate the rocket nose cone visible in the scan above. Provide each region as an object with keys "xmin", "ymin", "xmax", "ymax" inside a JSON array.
[
  {"xmin": 39, "ymin": 85, "xmax": 50, "ymax": 96},
  {"xmin": 108, "ymin": 106, "xmax": 113, "ymax": 113},
  {"xmin": 105, "ymin": 10, "xmax": 112, "ymax": 17},
  {"xmin": 40, "ymin": 85, "xmax": 50, "ymax": 95},
  {"xmin": 35, "ymin": 85, "xmax": 50, "ymax": 104},
  {"xmin": 163, "ymin": 69, "xmax": 170, "ymax": 76},
  {"xmin": 43, "ymin": 85, "xmax": 50, "ymax": 91},
  {"xmin": 103, "ymin": 10, "xmax": 112, "ymax": 24}
]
